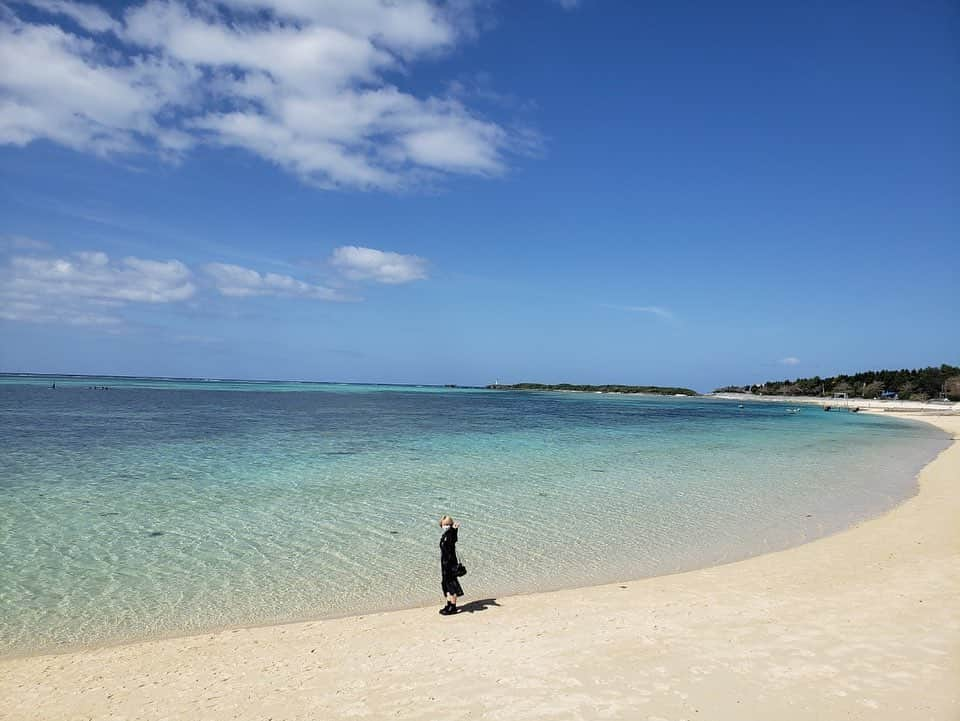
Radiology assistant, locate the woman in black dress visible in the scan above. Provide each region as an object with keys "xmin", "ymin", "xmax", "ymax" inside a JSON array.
[{"xmin": 438, "ymin": 515, "xmax": 463, "ymax": 615}]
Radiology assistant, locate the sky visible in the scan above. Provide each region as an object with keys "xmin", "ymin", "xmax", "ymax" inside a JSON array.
[{"xmin": 0, "ymin": 0, "xmax": 956, "ymax": 391}]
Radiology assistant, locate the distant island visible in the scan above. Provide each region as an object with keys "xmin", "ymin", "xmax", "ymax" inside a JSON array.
[
  {"xmin": 715, "ymin": 364, "xmax": 960, "ymax": 401},
  {"xmin": 486, "ymin": 383, "xmax": 698, "ymax": 396}
]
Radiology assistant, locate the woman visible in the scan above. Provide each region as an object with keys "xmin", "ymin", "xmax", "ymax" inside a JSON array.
[{"xmin": 438, "ymin": 515, "xmax": 463, "ymax": 616}]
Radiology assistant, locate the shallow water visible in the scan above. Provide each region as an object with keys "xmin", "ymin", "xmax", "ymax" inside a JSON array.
[{"xmin": 0, "ymin": 376, "xmax": 948, "ymax": 655}]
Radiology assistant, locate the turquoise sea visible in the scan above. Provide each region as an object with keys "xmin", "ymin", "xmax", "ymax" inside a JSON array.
[{"xmin": 0, "ymin": 374, "xmax": 949, "ymax": 656}]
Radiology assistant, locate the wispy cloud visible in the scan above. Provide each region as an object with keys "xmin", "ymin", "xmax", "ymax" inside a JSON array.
[
  {"xmin": 0, "ymin": 0, "xmax": 538, "ymax": 190},
  {"xmin": 0, "ymin": 234, "xmax": 51, "ymax": 251},
  {"xmin": 204, "ymin": 262, "xmax": 348, "ymax": 300},
  {"xmin": 329, "ymin": 246, "xmax": 428, "ymax": 284},
  {"xmin": 779, "ymin": 356, "xmax": 801, "ymax": 366},
  {"xmin": 602, "ymin": 304, "xmax": 676, "ymax": 321},
  {"xmin": 17, "ymin": 0, "xmax": 122, "ymax": 34},
  {"xmin": 1, "ymin": 244, "xmax": 429, "ymax": 329},
  {"xmin": 171, "ymin": 333, "xmax": 223, "ymax": 344}
]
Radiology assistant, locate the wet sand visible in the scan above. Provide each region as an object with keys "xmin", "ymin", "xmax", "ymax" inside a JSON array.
[{"xmin": 2, "ymin": 411, "xmax": 957, "ymax": 720}]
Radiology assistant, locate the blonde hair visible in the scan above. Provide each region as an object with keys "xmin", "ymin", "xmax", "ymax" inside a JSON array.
[{"xmin": 439, "ymin": 515, "xmax": 454, "ymax": 527}]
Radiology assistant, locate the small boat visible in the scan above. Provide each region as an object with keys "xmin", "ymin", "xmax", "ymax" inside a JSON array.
[
  {"xmin": 737, "ymin": 404, "xmax": 744, "ymax": 409},
  {"xmin": 823, "ymin": 405, "xmax": 831, "ymax": 411},
  {"xmin": 786, "ymin": 407, "xmax": 800, "ymax": 414}
]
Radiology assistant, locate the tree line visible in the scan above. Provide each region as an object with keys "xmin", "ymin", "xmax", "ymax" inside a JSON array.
[{"xmin": 715, "ymin": 364, "xmax": 960, "ymax": 401}]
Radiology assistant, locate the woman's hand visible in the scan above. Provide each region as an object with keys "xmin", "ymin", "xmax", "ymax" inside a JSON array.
[{"xmin": 453, "ymin": 522, "xmax": 460, "ymax": 529}]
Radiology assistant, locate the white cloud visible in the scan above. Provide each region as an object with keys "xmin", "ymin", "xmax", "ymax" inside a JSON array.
[
  {"xmin": 779, "ymin": 356, "xmax": 801, "ymax": 366},
  {"xmin": 218, "ymin": 0, "xmax": 458, "ymax": 53},
  {"xmin": 0, "ymin": 250, "xmax": 195, "ymax": 326},
  {"xmin": 603, "ymin": 304, "xmax": 675, "ymax": 321},
  {"xmin": 0, "ymin": 1, "xmax": 531, "ymax": 189},
  {"xmin": 204, "ymin": 262, "xmax": 347, "ymax": 300},
  {"xmin": 0, "ymin": 18, "xmax": 197, "ymax": 156},
  {"xmin": 6, "ymin": 251, "xmax": 195, "ymax": 303},
  {"xmin": 627, "ymin": 305, "xmax": 674, "ymax": 320},
  {"xmin": 1, "ymin": 243, "xmax": 429, "ymax": 329},
  {"xmin": 330, "ymin": 246, "xmax": 428, "ymax": 284},
  {"xmin": 16, "ymin": 0, "xmax": 122, "ymax": 34},
  {"xmin": 400, "ymin": 121, "xmax": 504, "ymax": 173}
]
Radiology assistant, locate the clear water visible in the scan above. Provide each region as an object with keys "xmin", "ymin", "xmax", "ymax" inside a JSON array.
[{"xmin": 0, "ymin": 375, "xmax": 949, "ymax": 656}]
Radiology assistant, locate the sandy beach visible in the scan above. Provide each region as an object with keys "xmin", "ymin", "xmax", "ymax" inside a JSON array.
[
  {"xmin": 2, "ymin": 410, "xmax": 957, "ymax": 721},
  {"xmin": 711, "ymin": 392, "xmax": 959, "ymax": 413}
]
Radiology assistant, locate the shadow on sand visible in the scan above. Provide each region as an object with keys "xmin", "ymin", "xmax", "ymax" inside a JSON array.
[{"xmin": 457, "ymin": 598, "xmax": 500, "ymax": 614}]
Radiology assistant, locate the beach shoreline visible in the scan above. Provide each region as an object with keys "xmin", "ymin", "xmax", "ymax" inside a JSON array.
[
  {"xmin": 711, "ymin": 391, "xmax": 959, "ymax": 412},
  {"xmin": 2, "ymin": 410, "xmax": 957, "ymax": 719}
]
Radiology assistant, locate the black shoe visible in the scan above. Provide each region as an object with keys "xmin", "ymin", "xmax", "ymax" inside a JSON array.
[{"xmin": 439, "ymin": 603, "xmax": 452, "ymax": 615}]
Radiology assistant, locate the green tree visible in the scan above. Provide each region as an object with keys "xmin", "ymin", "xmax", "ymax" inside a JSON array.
[
  {"xmin": 833, "ymin": 381, "xmax": 853, "ymax": 395},
  {"xmin": 720, "ymin": 364, "xmax": 959, "ymax": 399},
  {"xmin": 944, "ymin": 376, "xmax": 960, "ymax": 401},
  {"xmin": 862, "ymin": 381, "xmax": 884, "ymax": 399}
]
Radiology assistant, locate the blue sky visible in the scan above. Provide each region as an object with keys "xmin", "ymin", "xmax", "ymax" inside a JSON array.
[{"xmin": 0, "ymin": 0, "xmax": 956, "ymax": 391}]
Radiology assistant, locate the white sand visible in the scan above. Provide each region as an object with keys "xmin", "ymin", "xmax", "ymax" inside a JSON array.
[
  {"xmin": 2, "ymin": 412, "xmax": 958, "ymax": 721},
  {"xmin": 712, "ymin": 391, "xmax": 958, "ymax": 413}
]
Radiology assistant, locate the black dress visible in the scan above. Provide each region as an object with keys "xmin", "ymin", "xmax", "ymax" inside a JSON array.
[{"xmin": 440, "ymin": 527, "xmax": 464, "ymax": 597}]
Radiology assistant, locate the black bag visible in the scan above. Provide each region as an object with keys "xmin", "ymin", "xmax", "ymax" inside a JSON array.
[{"xmin": 456, "ymin": 562, "xmax": 467, "ymax": 577}]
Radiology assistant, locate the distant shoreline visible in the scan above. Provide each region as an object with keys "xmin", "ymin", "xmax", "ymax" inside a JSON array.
[
  {"xmin": 486, "ymin": 383, "xmax": 698, "ymax": 396},
  {"xmin": 0, "ymin": 372, "xmax": 487, "ymax": 390}
]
